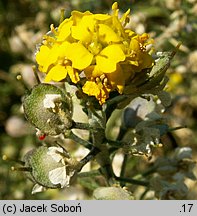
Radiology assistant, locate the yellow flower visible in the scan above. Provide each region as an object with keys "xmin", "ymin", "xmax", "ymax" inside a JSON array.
[
  {"xmin": 82, "ymin": 64, "xmax": 125, "ymax": 104},
  {"xmin": 166, "ymin": 72, "xmax": 183, "ymax": 92},
  {"xmin": 36, "ymin": 41, "xmax": 80, "ymax": 83},
  {"xmin": 36, "ymin": 2, "xmax": 154, "ymax": 104}
]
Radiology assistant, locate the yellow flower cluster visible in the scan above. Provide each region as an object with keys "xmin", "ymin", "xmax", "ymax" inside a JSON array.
[{"xmin": 36, "ymin": 2, "xmax": 154, "ymax": 104}]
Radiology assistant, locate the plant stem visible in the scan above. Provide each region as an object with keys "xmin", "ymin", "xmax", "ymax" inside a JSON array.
[
  {"xmin": 88, "ymin": 108, "xmax": 115, "ymax": 184},
  {"xmin": 119, "ymin": 154, "xmax": 128, "ymax": 187},
  {"xmin": 117, "ymin": 125, "xmax": 130, "ymax": 186},
  {"xmin": 131, "ymin": 166, "xmax": 157, "ymax": 180},
  {"xmin": 168, "ymin": 125, "xmax": 187, "ymax": 132},
  {"xmin": 106, "ymin": 95, "xmax": 128, "ymax": 107},
  {"xmin": 72, "ymin": 122, "xmax": 91, "ymax": 130},
  {"xmin": 140, "ymin": 188, "xmax": 150, "ymax": 200},
  {"xmin": 72, "ymin": 121, "xmax": 102, "ymax": 131},
  {"xmin": 115, "ymin": 176, "xmax": 149, "ymax": 187},
  {"xmin": 78, "ymin": 170, "xmax": 101, "ymax": 178},
  {"xmin": 141, "ymin": 166, "xmax": 157, "ymax": 177},
  {"xmin": 77, "ymin": 147, "xmax": 100, "ymax": 172},
  {"xmin": 32, "ymin": 65, "xmax": 41, "ymax": 84},
  {"xmin": 66, "ymin": 131, "xmax": 92, "ymax": 149},
  {"xmin": 105, "ymin": 139, "xmax": 124, "ymax": 147}
]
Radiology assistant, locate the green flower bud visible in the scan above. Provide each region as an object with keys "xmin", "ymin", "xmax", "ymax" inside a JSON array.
[
  {"xmin": 23, "ymin": 146, "xmax": 75, "ymax": 193},
  {"xmin": 23, "ymin": 83, "xmax": 73, "ymax": 136}
]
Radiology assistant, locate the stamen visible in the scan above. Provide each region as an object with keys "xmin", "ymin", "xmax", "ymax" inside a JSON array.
[
  {"xmin": 63, "ymin": 59, "xmax": 69, "ymax": 65},
  {"xmin": 50, "ymin": 24, "xmax": 57, "ymax": 35},
  {"xmin": 42, "ymin": 35, "xmax": 56, "ymax": 46},
  {"xmin": 139, "ymin": 43, "xmax": 146, "ymax": 52},
  {"xmin": 130, "ymin": 50, "xmax": 137, "ymax": 58},
  {"xmin": 103, "ymin": 78, "xmax": 108, "ymax": 85},
  {"xmin": 96, "ymin": 77, "xmax": 100, "ymax": 84},
  {"xmin": 100, "ymin": 74, "xmax": 106, "ymax": 81},
  {"xmin": 42, "ymin": 39, "xmax": 47, "ymax": 45}
]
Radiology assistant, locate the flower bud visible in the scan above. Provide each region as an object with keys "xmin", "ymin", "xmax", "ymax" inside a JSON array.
[{"xmin": 23, "ymin": 83, "xmax": 73, "ymax": 136}]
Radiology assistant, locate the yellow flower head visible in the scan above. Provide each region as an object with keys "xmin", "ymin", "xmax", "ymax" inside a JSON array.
[{"xmin": 36, "ymin": 2, "xmax": 154, "ymax": 104}]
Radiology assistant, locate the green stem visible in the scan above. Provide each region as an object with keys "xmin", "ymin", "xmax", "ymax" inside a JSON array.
[
  {"xmin": 78, "ymin": 170, "xmax": 101, "ymax": 178},
  {"xmin": 66, "ymin": 131, "xmax": 92, "ymax": 149},
  {"xmin": 72, "ymin": 121, "xmax": 91, "ymax": 130},
  {"xmin": 141, "ymin": 166, "xmax": 157, "ymax": 177},
  {"xmin": 77, "ymin": 147, "xmax": 100, "ymax": 171},
  {"xmin": 168, "ymin": 125, "xmax": 187, "ymax": 132},
  {"xmin": 116, "ymin": 125, "xmax": 130, "ymax": 185},
  {"xmin": 119, "ymin": 154, "xmax": 128, "ymax": 187},
  {"xmin": 88, "ymin": 108, "xmax": 115, "ymax": 184},
  {"xmin": 105, "ymin": 95, "xmax": 128, "ymax": 120},
  {"xmin": 72, "ymin": 121, "xmax": 102, "ymax": 131},
  {"xmin": 105, "ymin": 139, "xmax": 124, "ymax": 147},
  {"xmin": 106, "ymin": 95, "xmax": 128, "ymax": 107},
  {"xmin": 131, "ymin": 166, "xmax": 157, "ymax": 180},
  {"xmin": 32, "ymin": 66, "xmax": 41, "ymax": 84},
  {"xmin": 115, "ymin": 176, "xmax": 149, "ymax": 187},
  {"xmin": 140, "ymin": 188, "xmax": 150, "ymax": 200}
]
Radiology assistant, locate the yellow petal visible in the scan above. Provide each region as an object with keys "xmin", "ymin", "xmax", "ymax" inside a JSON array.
[
  {"xmin": 106, "ymin": 64, "xmax": 125, "ymax": 93},
  {"xmin": 66, "ymin": 43, "xmax": 93, "ymax": 70},
  {"xmin": 130, "ymin": 38, "xmax": 140, "ymax": 51},
  {"xmin": 36, "ymin": 45, "xmax": 60, "ymax": 72},
  {"xmin": 82, "ymin": 81, "xmax": 101, "ymax": 97},
  {"xmin": 98, "ymin": 24, "xmax": 121, "ymax": 43},
  {"xmin": 67, "ymin": 66, "xmax": 80, "ymax": 83},
  {"xmin": 82, "ymin": 80, "xmax": 110, "ymax": 105},
  {"xmin": 57, "ymin": 19, "xmax": 73, "ymax": 41},
  {"xmin": 94, "ymin": 14, "xmax": 111, "ymax": 21},
  {"xmin": 96, "ymin": 44, "xmax": 125, "ymax": 73},
  {"xmin": 58, "ymin": 41, "xmax": 71, "ymax": 57},
  {"xmin": 84, "ymin": 65, "xmax": 103, "ymax": 78},
  {"xmin": 71, "ymin": 15, "xmax": 95, "ymax": 43},
  {"xmin": 45, "ymin": 64, "xmax": 67, "ymax": 82},
  {"xmin": 36, "ymin": 45, "xmax": 50, "ymax": 67},
  {"xmin": 71, "ymin": 10, "xmax": 92, "ymax": 25}
]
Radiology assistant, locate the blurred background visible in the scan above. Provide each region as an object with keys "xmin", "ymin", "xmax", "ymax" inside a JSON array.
[{"xmin": 0, "ymin": 0, "xmax": 197, "ymax": 199}]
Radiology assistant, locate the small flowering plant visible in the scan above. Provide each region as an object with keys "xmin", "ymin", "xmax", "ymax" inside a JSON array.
[{"xmin": 10, "ymin": 2, "xmax": 195, "ymax": 199}]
